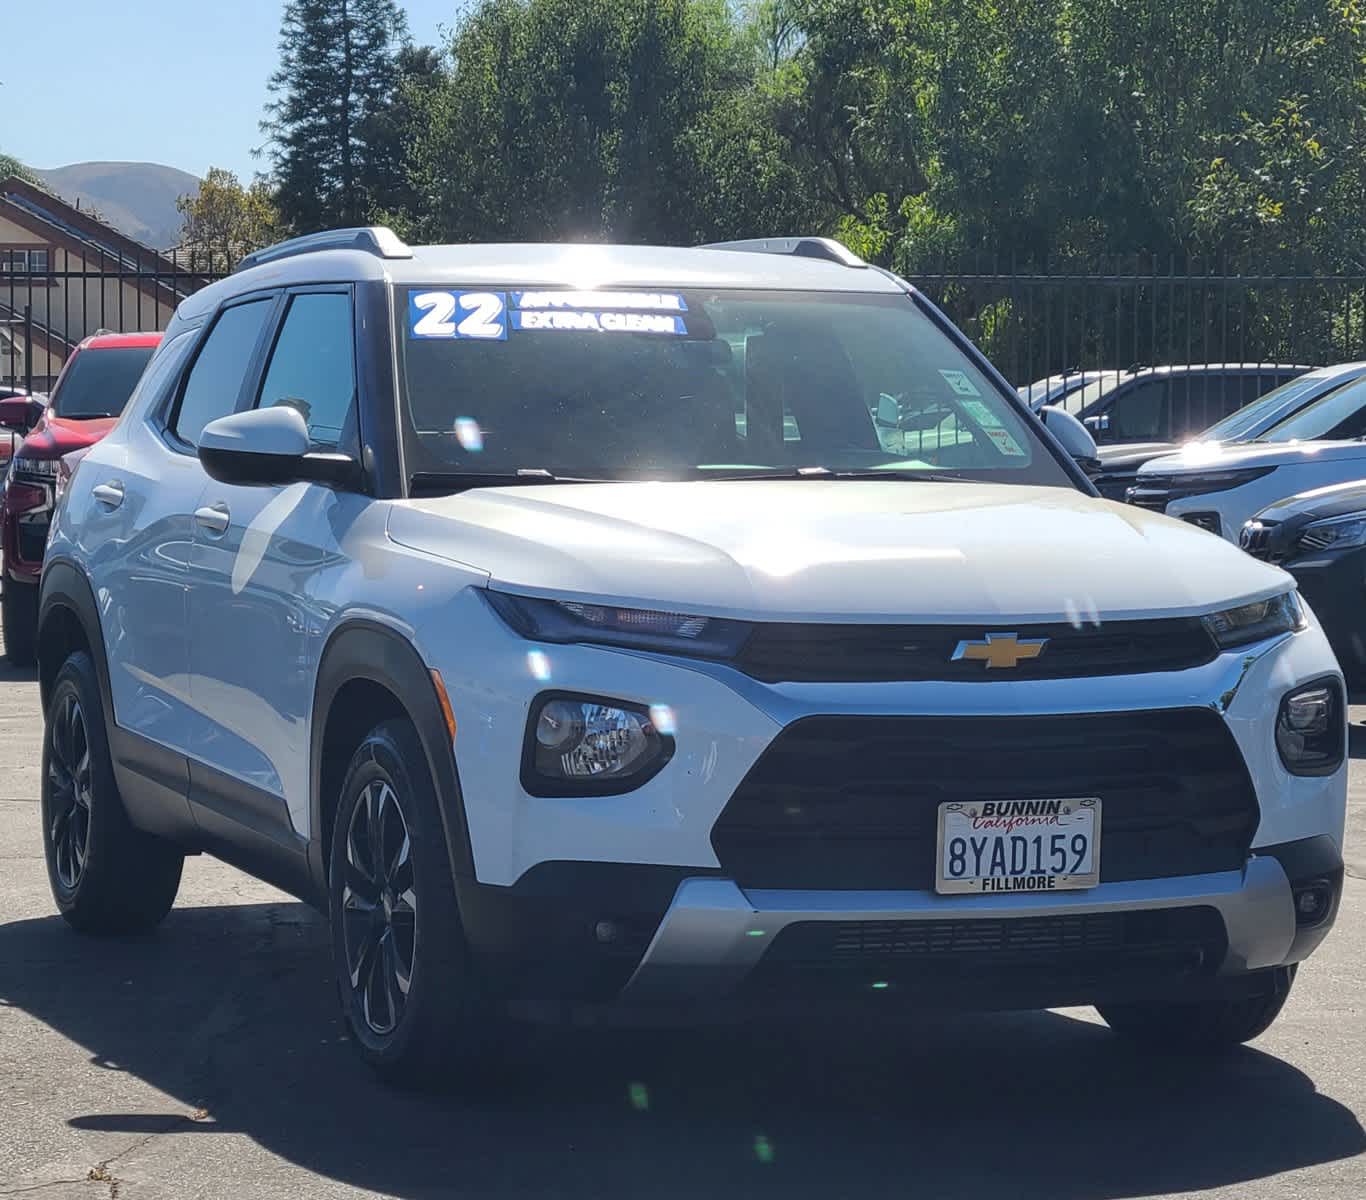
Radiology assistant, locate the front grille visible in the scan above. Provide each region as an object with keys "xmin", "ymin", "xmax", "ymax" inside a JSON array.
[
  {"xmin": 711, "ymin": 710, "xmax": 1259, "ymax": 890},
  {"xmin": 1240, "ymin": 520, "xmax": 1275, "ymax": 559},
  {"xmin": 1181, "ymin": 512, "xmax": 1222, "ymax": 535},
  {"xmin": 763, "ymin": 907, "xmax": 1226, "ymax": 974},
  {"xmin": 1127, "ymin": 467, "xmax": 1275, "ymax": 513},
  {"xmin": 1094, "ymin": 471, "xmax": 1141, "ymax": 501},
  {"xmin": 735, "ymin": 619, "xmax": 1216, "ymax": 683}
]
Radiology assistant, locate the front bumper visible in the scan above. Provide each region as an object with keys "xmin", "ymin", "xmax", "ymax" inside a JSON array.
[{"xmin": 465, "ymin": 836, "xmax": 1342, "ymax": 1024}]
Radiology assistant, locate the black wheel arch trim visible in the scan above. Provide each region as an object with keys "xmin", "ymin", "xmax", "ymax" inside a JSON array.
[
  {"xmin": 308, "ymin": 619, "xmax": 475, "ymax": 900},
  {"xmin": 37, "ymin": 558, "xmax": 115, "ymax": 717}
]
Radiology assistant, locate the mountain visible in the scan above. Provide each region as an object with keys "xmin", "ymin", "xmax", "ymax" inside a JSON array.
[{"xmin": 34, "ymin": 162, "xmax": 201, "ymax": 251}]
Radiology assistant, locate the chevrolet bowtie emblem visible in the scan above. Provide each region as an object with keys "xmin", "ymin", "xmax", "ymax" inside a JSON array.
[{"xmin": 951, "ymin": 632, "xmax": 1049, "ymax": 669}]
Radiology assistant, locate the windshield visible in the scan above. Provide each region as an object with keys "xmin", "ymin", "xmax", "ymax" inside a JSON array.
[
  {"xmin": 51, "ymin": 346, "xmax": 155, "ymax": 419},
  {"xmin": 1199, "ymin": 372, "xmax": 1344, "ymax": 442},
  {"xmin": 1260, "ymin": 375, "xmax": 1366, "ymax": 443},
  {"xmin": 396, "ymin": 288, "xmax": 1072, "ymax": 487}
]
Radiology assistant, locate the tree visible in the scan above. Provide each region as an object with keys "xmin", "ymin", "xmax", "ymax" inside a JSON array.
[
  {"xmin": 262, "ymin": 0, "xmax": 409, "ymax": 232},
  {"xmin": 0, "ymin": 151, "xmax": 40, "ymax": 186},
  {"xmin": 405, "ymin": 0, "xmax": 794, "ymax": 244},
  {"xmin": 175, "ymin": 168, "xmax": 282, "ymax": 268}
]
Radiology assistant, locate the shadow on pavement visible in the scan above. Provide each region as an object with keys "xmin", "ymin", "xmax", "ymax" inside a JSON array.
[{"xmin": 1, "ymin": 900, "xmax": 1362, "ymax": 1199}]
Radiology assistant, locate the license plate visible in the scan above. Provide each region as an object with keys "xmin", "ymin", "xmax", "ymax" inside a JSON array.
[{"xmin": 935, "ymin": 798, "xmax": 1101, "ymax": 895}]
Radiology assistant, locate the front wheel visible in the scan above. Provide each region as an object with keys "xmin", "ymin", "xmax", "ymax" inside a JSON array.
[
  {"xmin": 41, "ymin": 651, "xmax": 184, "ymax": 933},
  {"xmin": 329, "ymin": 716, "xmax": 502, "ymax": 1087},
  {"xmin": 1098, "ymin": 966, "xmax": 1297, "ymax": 1051}
]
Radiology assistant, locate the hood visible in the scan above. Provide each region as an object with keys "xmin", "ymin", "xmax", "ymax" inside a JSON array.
[
  {"xmin": 388, "ymin": 480, "xmax": 1289, "ymax": 623},
  {"xmin": 1253, "ymin": 476, "xmax": 1366, "ymax": 525},
  {"xmin": 16, "ymin": 413, "xmax": 118, "ymax": 461},
  {"xmin": 1138, "ymin": 438, "xmax": 1366, "ymax": 477},
  {"xmin": 1096, "ymin": 441, "xmax": 1177, "ymax": 466}
]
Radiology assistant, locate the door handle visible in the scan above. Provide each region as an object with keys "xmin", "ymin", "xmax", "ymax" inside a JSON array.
[
  {"xmin": 91, "ymin": 480, "xmax": 125, "ymax": 510},
  {"xmin": 194, "ymin": 503, "xmax": 231, "ymax": 536}
]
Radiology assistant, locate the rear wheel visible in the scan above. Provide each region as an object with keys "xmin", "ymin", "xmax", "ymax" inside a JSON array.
[
  {"xmin": 2, "ymin": 574, "xmax": 37, "ymax": 666},
  {"xmin": 1098, "ymin": 966, "xmax": 1297, "ymax": 1051},
  {"xmin": 41, "ymin": 652, "xmax": 184, "ymax": 933},
  {"xmin": 329, "ymin": 716, "xmax": 503, "ymax": 1087}
]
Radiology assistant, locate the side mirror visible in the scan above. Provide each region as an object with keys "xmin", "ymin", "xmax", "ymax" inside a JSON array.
[
  {"xmin": 874, "ymin": 393, "xmax": 901, "ymax": 429},
  {"xmin": 1040, "ymin": 405, "xmax": 1101, "ymax": 475},
  {"xmin": 1082, "ymin": 412, "xmax": 1111, "ymax": 437},
  {"xmin": 198, "ymin": 406, "xmax": 359, "ymax": 488}
]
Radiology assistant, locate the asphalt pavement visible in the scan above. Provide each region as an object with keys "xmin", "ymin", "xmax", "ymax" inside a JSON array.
[{"xmin": 0, "ymin": 617, "xmax": 1362, "ymax": 1200}]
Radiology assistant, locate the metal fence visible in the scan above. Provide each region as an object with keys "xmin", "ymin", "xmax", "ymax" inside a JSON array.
[
  {"xmin": 908, "ymin": 258, "xmax": 1366, "ymax": 388},
  {"xmin": 5, "ymin": 250, "xmax": 1365, "ymax": 394},
  {"xmin": 1, "ymin": 250, "xmax": 230, "ymax": 393}
]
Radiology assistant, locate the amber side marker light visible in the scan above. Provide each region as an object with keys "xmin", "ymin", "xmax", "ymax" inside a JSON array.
[{"xmin": 430, "ymin": 670, "xmax": 458, "ymax": 744}]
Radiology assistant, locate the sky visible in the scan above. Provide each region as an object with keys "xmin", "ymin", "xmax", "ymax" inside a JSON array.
[{"xmin": 6, "ymin": 0, "xmax": 462, "ymax": 182}]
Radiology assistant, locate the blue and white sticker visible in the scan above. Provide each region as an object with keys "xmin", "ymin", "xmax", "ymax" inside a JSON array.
[
  {"xmin": 512, "ymin": 290, "xmax": 687, "ymax": 313},
  {"xmin": 510, "ymin": 309, "xmax": 687, "ymax": 335},
  {"xmin": 409, "ymin": 291, "xmax": 508, "ymax": 340}
]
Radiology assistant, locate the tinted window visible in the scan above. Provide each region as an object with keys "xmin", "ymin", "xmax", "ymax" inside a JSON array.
[
  {"xmin": 255, "ymin": 293, "xmax": 355, "ymax": 449},
  {"xmin": 1264, "ymin": 376, "xmax": 1366, "ymax": 442},
  {"xmin": 1105, "ymin": 379, "xmax": 1167, "ymax": 441},
  {"xmin": 1200, "ymin": 373, "xmax": 1337, "ymax": 441},
  {"xmin": 398, "ymin": 288, "xmax": 1073, "ymax": 487},
  {"xmin": 173, "ymin": 299, "xmax": 272, "ymax": 446},
  {"xmin": 51, "ymin": 346, "xmax": 155, "ymax": 419}
]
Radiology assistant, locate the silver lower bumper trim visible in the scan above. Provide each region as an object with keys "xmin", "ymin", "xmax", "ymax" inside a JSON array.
[{"xmin": 621, "ymin": 856, "xmax": 1297, "ymax": 1006}]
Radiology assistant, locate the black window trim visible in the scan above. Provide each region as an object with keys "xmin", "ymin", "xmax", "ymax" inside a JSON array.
[{"xmin": 159, "ymin": 289, "xmax": 284, "ymax": 455}]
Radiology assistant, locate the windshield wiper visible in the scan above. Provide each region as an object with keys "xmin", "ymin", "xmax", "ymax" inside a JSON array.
[
  {"xmin": 409, "ymin": 469, "xmax": 611, "ymax": 496},
  {"xmin": 695, "ymin": 466, "xmax": 968, "ymax": 482}
]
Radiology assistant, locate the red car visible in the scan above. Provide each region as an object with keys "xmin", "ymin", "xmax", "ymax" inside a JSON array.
[{"xmin": 2, "ymin": 332, "xmax": 161, "ymax": 664}]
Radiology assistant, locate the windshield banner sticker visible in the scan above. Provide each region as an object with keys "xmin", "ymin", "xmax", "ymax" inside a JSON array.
[
  {"xmin": 511, "ymin": 291, "xmax": 687, "ymax": 312},
  {"xmin": 410, "ymin": 291, "xmax": 508, "ymax": 340},
  {"xmin": 510, "ymin": 309, "xmax": 687, "ymax": 335},
  {"xmin": 938, "ymin": 368, "xmax": 981, "ymax": 397}
]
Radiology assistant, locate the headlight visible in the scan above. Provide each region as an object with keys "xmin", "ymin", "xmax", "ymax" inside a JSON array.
[
  {"xmin": 486, "ymin": 592, "xmax": 752, "ymax": 658},
  {"xmin": 1298, "ymin": 513, "xmax": 1366, "ymax": 553},
  {"xmin": 523, "ymin": 693, "xmax": 674, "ymax": 795},
  {"xmin": 1276, "ymin": 679, "xmax": 1345, "ymax": 776},
  {"xmin": 1201, "ymin": 590, "xmax": 1305, "ymax": 648}
]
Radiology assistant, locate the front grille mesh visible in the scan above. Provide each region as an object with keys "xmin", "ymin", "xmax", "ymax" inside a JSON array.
[
  {"xmin": 764, "ymin": 908, "xmax": 1227, "ymax": 973},
  {"xmin": 712, "ymin": 710, "xmax": 1259, "ymax": 891}
]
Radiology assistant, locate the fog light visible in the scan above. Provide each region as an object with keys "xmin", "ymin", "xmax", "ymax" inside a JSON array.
[
  {"xmin": 523, "ymin": 693, "xmax": 674, "ymax": 796},
  {"xmin": 1275, "ymin": 680, "xmax": 1345, "ymax": 776},
  {"xmin": 1293, "ymin": 881, "xmax": 1333, "ymax": 927}
]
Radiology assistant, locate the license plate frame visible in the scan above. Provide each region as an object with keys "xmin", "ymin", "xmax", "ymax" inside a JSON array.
[{"xmin": 935, "ymin": 798, "xmax": 1101, "ymax": 895}]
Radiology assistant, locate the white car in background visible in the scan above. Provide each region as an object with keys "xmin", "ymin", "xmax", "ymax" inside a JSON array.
[{"xmin": 1130, "ymin": 367, "xmax": 1366, "ymax": 540}]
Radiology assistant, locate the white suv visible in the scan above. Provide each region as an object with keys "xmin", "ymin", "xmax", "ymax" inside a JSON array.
[{"xmin": 37, "ymin": 230, "xmax": 1347, "ymax": 1085}]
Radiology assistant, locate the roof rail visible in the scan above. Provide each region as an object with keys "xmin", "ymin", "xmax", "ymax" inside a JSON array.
[
  {"xmin": 235, "ymin": 226, "xmax": 413, "ymax": 273},
  {"xmin": 697, "ymin": 236, "xmax": 867, "ymax": 268}
]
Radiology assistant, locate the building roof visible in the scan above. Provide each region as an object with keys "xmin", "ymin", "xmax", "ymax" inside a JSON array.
[{"xmin": 0, "ymin": 301, "xmax": 78, "ymax": 360}]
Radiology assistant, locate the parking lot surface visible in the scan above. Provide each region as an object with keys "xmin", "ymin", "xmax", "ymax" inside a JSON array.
[{"xmin": 0, "ymin": 616, "xmax": 1362, "ymax": 1200}]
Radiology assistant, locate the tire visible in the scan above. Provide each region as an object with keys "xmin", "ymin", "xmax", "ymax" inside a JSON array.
[
  {"xmin": 1098, "ymin": 965, "xmax": 1297, "ymax": 1051},
  {"xmin": 2, "ymin": 574, "xmax": 37, "ymax": 666},
  {"xmin": 41, "ymin": 651, "xmax": 184, "ymax": 934},
  {"xmin": 329, "ymin": 716, "xmax": 503, "ymax": 1087}
]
